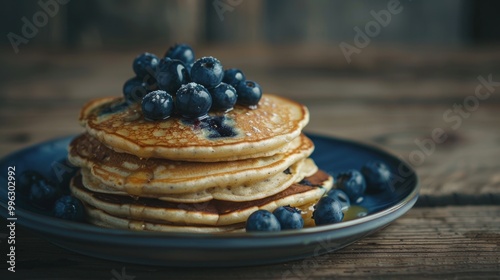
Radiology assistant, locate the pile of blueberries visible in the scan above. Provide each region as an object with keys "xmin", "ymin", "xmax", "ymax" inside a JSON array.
[
  {"xmin": 18, "ymin": 160, "xmax": 84, "ymax": 221},
  {"xmin": 123, "ymin": 44, "xmax": 263, "ymax": 121},
  {"xmin": 245, "ymin": 160, "xmax": 393, "ymax": 231}
]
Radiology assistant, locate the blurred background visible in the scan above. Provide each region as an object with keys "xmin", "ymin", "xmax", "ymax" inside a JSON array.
[
  {"xmin": 1, "ymin": 0, "xmax": 500, "ymax": 202},
  {"xmin": 3, "ymin": 0, "xmax": 500, "ymax": 48}
]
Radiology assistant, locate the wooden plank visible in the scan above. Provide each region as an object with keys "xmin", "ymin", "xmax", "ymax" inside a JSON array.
[
  {"xmin": 1, "ymin": 206, "xmax": 498, "ymax": 279},
  {"xmin": 306, "ymin": 102, "xmax": 500, "ymax": 205},
  {"xmin": 2, "ymin": 47, "xmax": 500, "ymax": 103}
]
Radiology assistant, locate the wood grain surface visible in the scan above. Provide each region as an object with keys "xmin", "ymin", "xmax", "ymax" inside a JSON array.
[
  {"xmin": 0, "ymin": 45, "xmax": 499, "ymax": 279},
  {"xmin": 1, "ymin": 206, "xmax": 498, "ymax": 279}
]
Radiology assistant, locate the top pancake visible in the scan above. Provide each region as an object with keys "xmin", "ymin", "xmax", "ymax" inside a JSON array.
[{"xmin": 80, "ymin": 94, "xmax": 309, "ymax": 161}]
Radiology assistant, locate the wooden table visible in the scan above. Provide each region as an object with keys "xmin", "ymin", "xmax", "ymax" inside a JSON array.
[{"xmin": 0, "ymin": 45, "xmax": 499, "ymax": 279}]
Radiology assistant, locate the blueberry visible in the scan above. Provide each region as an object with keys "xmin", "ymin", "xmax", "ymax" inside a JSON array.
[
  {"xmin": 200, "ymin": 116, "xmax": 238, "ymax": 138},
  {"xmin": 18, "ymin": 170, "xmax": 44, "ymax": 196},
  {"xmin": 100, "ymin": 100, "xmax": 129, "ymax": 115},
  {"xmin": 326, "ymin": 189, "xmax": 351, "ymax": 211},
  {"xmin": 123, "ymin": 77, "xmax": 157, "ymax": 104},
  {"xmin": 209, "ymin": 83, "xmax": 237, "ymax": 111},
  {"xmin": 336, "ymin": 170, "xmax": 366, "ymax": 203},
  {"xmin": 164, "ymin": 44, "xmax": 195, "ymax": 70},
  {"xmin": 175, "ymin": 82, "xmax": 212, "ymax": 119},
  {"xmin": 53, "ymin": 195, "xmax": 85, "ymax": 221},
  {"xmin": 313, "ymin": 196, "xmax": 344, "ymax": 226},
  {"xmin": 246, "ymin": 210, "xmax": 281, "ymax": 232},
  {"xmin": 236, "ymin": 80, "xmax": 262, "ymax": 106},
  {"xmin": 156, "ymin": 58, "xmax": 190, "ymax": 95},
  {"xmin": 361, "ymin": 161, "xmax": 392, "ymax": 193},
  {"xmin": 133, "ymin": 52, "xmax": 159, "ymax": 79},
  {"xmin": 190, "ymin": 57, "xmax": 224, "ymax": 89},
  {"xmin": 141, "ymin": 90, "xmax": 174, "ymax": 121},
  {"xmin": 222, "ymin": 68, "xmax": 246, "ymax": 88},
  {"xmin": 273, "ymin": 206, "xmax": 304, "ymax": 230},
  {"xmin": 29, "ymin": 177, "xmax": 60, "ymax": 210}
]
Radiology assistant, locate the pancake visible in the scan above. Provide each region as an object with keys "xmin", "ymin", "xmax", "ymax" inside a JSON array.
[
  {"xmin": 70, "ymin": 170, "xmax": 333, "ymax": 227},
  {"xmin": 79, "ymin": 94, "xmax": 309, "ymax": 161},
  {"xmin": 86, "ymin": 206, "xmax": 245, "ymax": 233},
  {"xmin": 81, "ymin": 158, "xmax": 319, "ymax": 203},
  {"xmin": 68, "ymin": 133, "xmax": 314, "ymax": 195}
]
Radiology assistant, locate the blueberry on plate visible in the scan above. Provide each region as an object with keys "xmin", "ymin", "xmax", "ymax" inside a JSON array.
[
  {"xmin": 28, "ymin": 176, "xmax": 60, "ymax": 210},
  {"xmin": 209, "ymin": 83, "xmax": 237, "ymax": 111},
  {"xmin": 312, "ymin": 196, "xmax": 344, "ymax": 226},
  {"xmin": 326, "ymin": 189, "xmax": 351, "ymax": 211},
  {"xmin": 53, "ymin": 195, "xmax": 85, "ymax": 221},
  {"xmin": 273, "ymin": 206, "xmax": 304, "ymax": 230},
  {"xmin": 156, "ymin": 58, "xmax": 190, "ymax": 95},
  {"xmin": 164, "ymin": 44, "xmax": 195, "ymax": 71},
  {"xmin": 361, "ymin": 161, "xmax": 392, "ymax": 193},
  {"xmin": 175, "ymin": 82, "xmax": 212, "ymax": 119},
  {"xmin": 246, "ymin": 209, "xmax": 281, "ymax": 232},
  {"xmin": 190, "ymin": 57, "xmax": 224, "ymax": 89},
  {"xmin": 123, "ymin": 77, "xmax": 157, "ymax": 104},
  {"xmin": 133, "ymin": 52, "xmax": 159, "ymax": 79},
  {"xmin": 141, "ymin": 90, "xmax": 174, "ymax": 121},
  {"xmin": 236, "ymin": 80, "xmax": 262, "ymax": 106},
  {"xmin": 222, "ymin": 68, "xmax": 246, "ymax": 88},
  {"xmin": 18, "ymin": 170, "xmax": 44, "ymax": 196},
  {"xmin": 336, "ymin": 170, "xmax": 366, "ymax": 203}
]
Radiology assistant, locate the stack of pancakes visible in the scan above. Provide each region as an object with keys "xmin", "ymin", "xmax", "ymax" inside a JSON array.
[{"xmin": 69, "ymin": 94, "xmax": 333, "ymax": 233}]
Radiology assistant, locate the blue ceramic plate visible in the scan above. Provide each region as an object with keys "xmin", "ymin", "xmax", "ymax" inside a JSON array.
[{"xmin": 0, "ymin": 134, "xmax": 418, "ymax": 267}]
